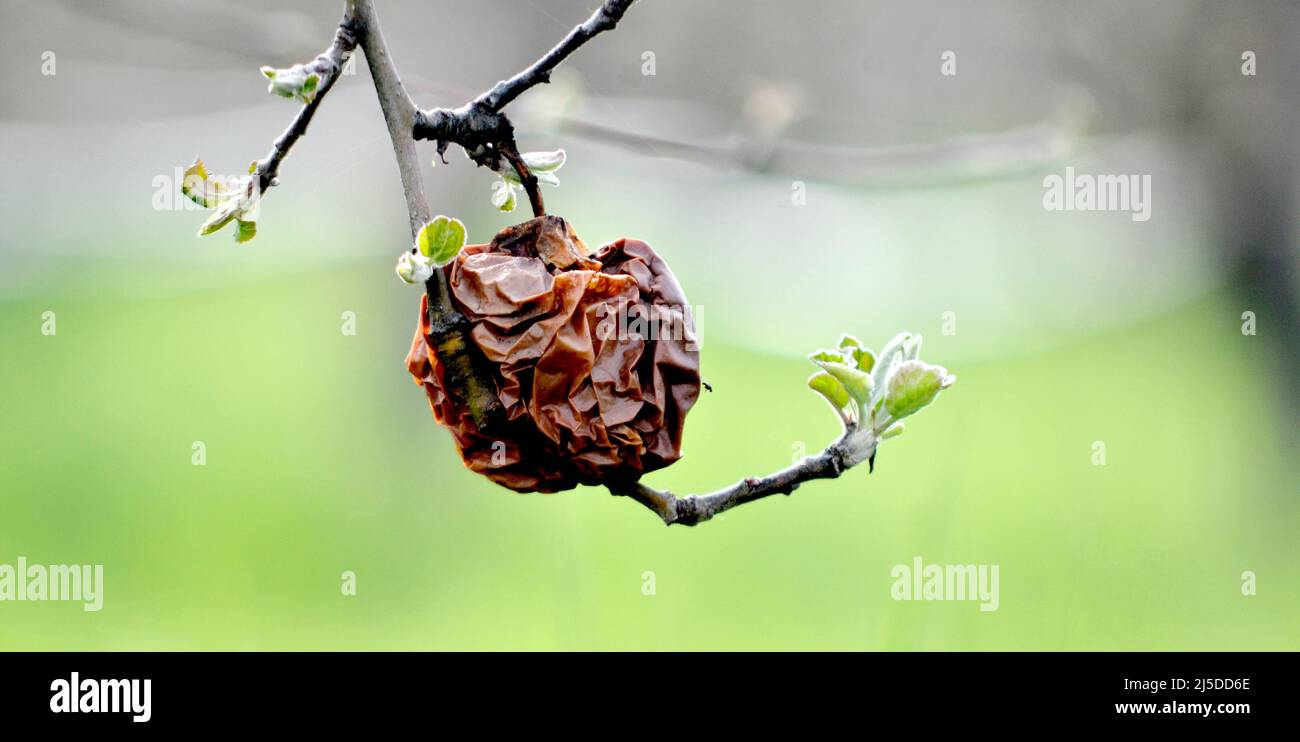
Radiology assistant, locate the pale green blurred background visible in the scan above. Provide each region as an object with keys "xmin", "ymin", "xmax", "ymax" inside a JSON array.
[{"xmin": 1, "ymin": 0, "xmax": 1297, "ymax": 650}]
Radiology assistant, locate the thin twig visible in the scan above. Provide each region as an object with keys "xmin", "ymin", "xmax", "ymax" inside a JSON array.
[
  {"xmin": 253, "ymin": 10, "xmax": 359, "ymax": 192},
  {"xmin": 608, "ymin": 427, "xmax": 875, "ymax": 526},
  {"xmin": 474, "ymin": 0, "xmax": 637, "ymax": 112},
  {"xmin": 412, "ymin": 0, "xmax": 638, "ymax": 175}
]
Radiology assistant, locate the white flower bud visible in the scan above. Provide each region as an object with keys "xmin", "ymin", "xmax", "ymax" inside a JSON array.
[
  {"xmin": 396, "ymin": 250, "xmax": 434, "ymax": 284},
  {"xmin": 261, "ymin": 65, "xmax": 321, "ymax": 104}
]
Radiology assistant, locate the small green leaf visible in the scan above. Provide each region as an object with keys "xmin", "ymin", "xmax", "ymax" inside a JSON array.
[
  {"xmin": 809, "ymin": 348, "xmax": 846, "ymax": 365},
  {"xmin": 884, "ymin": 360, "xmax": 954, "ymax": 419},
  {"xmin": 522, "ymin": 149, "xmax": 566, "ymax": 173},
  {"xmin": 836, "ymin": 334, "xmax": 875, "ymax": 372},
  {"xmin": 500, "ymin": 149, "xmax": 565, "ymax": 187},
  {"xmin": 810, "ymin": 347, "xmax": 872, "ymax": 404},
  {"xmin": 198, "ymin": 198, "xmax": 240, "ymax": 236},
  {"xmin": 500, "ymin": 169, "xmax": 561, "ymax": 187},
  {"xmin": 261, "ymin": 66, "xmax": 277, "ymax": 79},
  {"xmin": 417, "ymin": 215, "xmax": 467, "ymax": 266},
  {"xmin": 814, "ymin": 359, "xmax": 873, "ymax": 405},
  {"xmin": 807, "ymin": 371, "xmax": 849, "ymax": 411},
  {"xmin": 881, "ymin": 422, "xmax": 905, "ymax": 440},
  {"xmin": 852, "ymin": 347, "xmax": 876, "ymax": 373},
  {"xmin": 234, "ymin": 219, "xmax": 257, "ymax": 243},
  {"xmin": 192, "ymin": 173, "xmax": 259, "ymax": 241},
  {"xmin": 181, "ymin": 159, "xmax": 227, "ymax": 208},
  {"xmin": 491, "ymin": 180, "xmax": 517, "ymax": 212}
]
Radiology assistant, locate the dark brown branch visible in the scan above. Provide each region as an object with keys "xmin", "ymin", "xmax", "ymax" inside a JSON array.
[
  {"xmin": 254, "ymin": 12, "xmax": 359, "ymax": 192},
  {"xmin": 412, "ymin": 0, "xmax": 637, "ymax": 176},
  {"xmin": 609, "ymin": 426, "xmax": 877, "ymax": 526},
  {"xmin": 475, "ymin": 0, "xmax": 637, "ymax": 112}
]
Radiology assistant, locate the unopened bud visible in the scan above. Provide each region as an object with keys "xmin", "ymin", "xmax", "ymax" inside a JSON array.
[{"xmin": 396, "ymin": 250, "xmax": 434, "ymax": 284}]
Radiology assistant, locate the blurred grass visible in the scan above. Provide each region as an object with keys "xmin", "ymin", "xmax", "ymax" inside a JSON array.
[{"xmin": 0, "ymin": 255, "xmax": 1296, "ymax": 650}]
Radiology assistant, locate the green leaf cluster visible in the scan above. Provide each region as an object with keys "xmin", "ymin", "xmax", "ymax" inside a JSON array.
[
  {"xmin": 184, "ymin": 159, "xmax": 260, "ymax": 244},
  {"xmin": 806, "ymin": 332, "xmax": 954, "ymax": 437}
]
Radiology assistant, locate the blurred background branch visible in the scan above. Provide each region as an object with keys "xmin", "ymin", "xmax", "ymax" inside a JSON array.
[{"xmin": 551, "ymin": 89, "xmax": 1097, "ymax": 188}]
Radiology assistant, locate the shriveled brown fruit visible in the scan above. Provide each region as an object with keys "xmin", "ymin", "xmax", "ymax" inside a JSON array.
[{"xmin": 406, "ymin": 216, "xmax": 701, "ymax": 493}]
